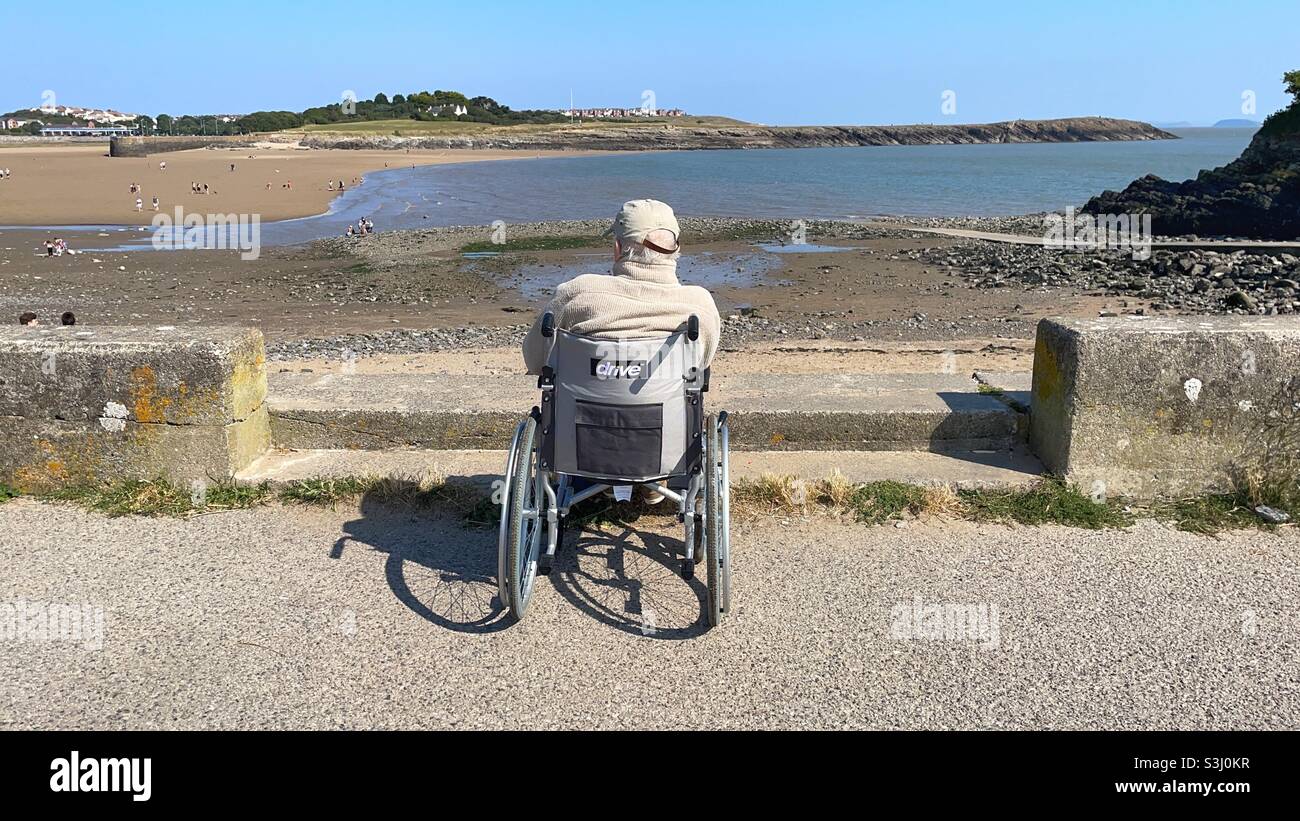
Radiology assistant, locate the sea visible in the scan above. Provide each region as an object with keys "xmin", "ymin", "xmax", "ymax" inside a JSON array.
[{"xmin": 10, "ymin": 127, "xmax": 1256, "ymax": 250}]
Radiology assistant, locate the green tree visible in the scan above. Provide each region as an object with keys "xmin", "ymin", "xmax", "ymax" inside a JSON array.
[
  {"xmin": 1260, "ymin": 70, "xmax": 1300, "ymax": 136},
  {"xmin": 156, "ymin": 114, "xmax": 174, "ymax": 134},
  {"xmin": 1284, "ymin": 70, "xmax": 1300, "ymax": 102},
  {"xmin": 235, "ymin": 110, "xmax": 304, "ymax": 133}
]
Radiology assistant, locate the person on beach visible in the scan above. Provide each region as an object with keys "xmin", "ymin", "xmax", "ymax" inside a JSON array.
[
  {"xmin": 151, "ymin": 196, "xmax": 159, "ymax": 211},
  {"xmin": 44, "ymin": 240, "xmax": 54, "ymax": 257},
  {"xmin": 159, "ymin": 161, "xmax": 166, "ymax": 171},
  {"xmin": 521, "ymin": 199, "xmax": 721, "ymax": 375},
  {"xmin": 135, "ymin": 197, "xmax": 143, "ymax": 212}
]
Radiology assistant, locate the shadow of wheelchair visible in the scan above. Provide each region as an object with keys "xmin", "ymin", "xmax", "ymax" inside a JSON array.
[
  {"xmin": 548, "ymin": 520, "xmax": 711, "ymax": 640},
  {"xmin": 329, "ymin": 482, "xmax": 512, "ymax": 634},
  {"xmin": 328, "ymin": 481, "xmax": 711, "ymax": 637}
]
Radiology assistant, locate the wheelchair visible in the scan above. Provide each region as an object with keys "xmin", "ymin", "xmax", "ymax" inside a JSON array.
[{"xmin": 498, "ymin": 312, "xmax": 732, "ymax": 627}]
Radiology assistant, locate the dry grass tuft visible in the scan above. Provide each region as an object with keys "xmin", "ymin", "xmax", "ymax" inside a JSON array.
[{"xmin": 921, "ymin": 484, "xmax": 968, "ymax": 518}]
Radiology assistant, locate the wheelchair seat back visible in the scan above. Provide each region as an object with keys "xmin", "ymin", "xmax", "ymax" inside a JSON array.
[{"xmin": 540, "ymin": 328, "xmax": 704, "ymax": 482}]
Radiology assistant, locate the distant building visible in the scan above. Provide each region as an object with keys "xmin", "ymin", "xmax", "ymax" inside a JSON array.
[
  {"xmin": 562, "ymin": 107, "xmax": 685, "ymax": 119},
  {"xmin": 428, "ymin": 104, "xmax": 468, "ymax": 117},
  {"xmin": 2, "ymin": 118, "xmax": 42, "ymax": 130},
  {"xmin": 39, "ymin": 125, "xmax": 137, "ymax": 137},
  {"xmin": 39, "ymin": 104, "xmax": 139, "ymax": 124}
]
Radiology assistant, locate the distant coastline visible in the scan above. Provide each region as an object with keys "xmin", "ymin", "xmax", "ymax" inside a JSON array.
[{"xmin": 110, "ymin": 117, "xmax": 1175, "ymax": 157}]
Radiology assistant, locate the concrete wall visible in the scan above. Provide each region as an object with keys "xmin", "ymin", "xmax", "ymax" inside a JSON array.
[
  {"xmin": 1030, "ymin": 316, "xmax": 1300, "ymax": 498},
  {"xmin": 109, "ymin": 135, "xmax": 257, "ymax": 157},
  {"xmin": 0, "ymin": 326, "xmax": 269, "ymax": 490}
]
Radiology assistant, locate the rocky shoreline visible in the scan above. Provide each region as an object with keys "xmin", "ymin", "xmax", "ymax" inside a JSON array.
[
  {"xmin": 296, "ymin": 117, "xmax": 1173, "ymax": 153},
  {"xmin": 919, "ymin": 241, "xmax": 1300, "ymax": 316},
  {"xmin": 1083, "ymin": 118, "xmax": 1300, "ymax": 240}
]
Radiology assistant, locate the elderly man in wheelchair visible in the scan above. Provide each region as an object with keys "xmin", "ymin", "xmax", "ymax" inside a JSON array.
[{"xmin": 500, "ymin": 199, "xmax": 731, "ymax": 626}]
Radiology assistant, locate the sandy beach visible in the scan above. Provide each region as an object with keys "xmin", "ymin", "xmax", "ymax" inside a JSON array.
[{"xmin": 0, "ymin": 142, "xmax": 600, "ymax": 226}]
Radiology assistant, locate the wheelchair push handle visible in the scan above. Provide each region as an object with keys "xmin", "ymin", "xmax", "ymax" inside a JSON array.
[
  {"xmin": 541, "ymin": 311, "xmax": 556, "ymax": 338},
  {"xmin": 687, "ymin": 314, "xmax": 700, "ymax": 342}
]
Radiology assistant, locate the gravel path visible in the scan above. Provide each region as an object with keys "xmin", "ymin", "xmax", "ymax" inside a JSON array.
[{"xmin": 1, "ymin": 500, "xmax": 1296, "ymax": 729}]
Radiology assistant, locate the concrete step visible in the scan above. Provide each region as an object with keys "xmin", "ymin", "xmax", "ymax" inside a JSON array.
[
  {"xmin": 237, "ymin": 447, "xmax": 1045, "ymax": 490},
  {"xmin": 267, "ymin": 371, "xmax": 1027, "ymax": 452}
]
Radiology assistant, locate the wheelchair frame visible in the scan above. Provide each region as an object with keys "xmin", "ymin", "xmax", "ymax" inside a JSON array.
[{"xmin": 497, "ymin": 312, "xmax": 732, "ymax": 627}]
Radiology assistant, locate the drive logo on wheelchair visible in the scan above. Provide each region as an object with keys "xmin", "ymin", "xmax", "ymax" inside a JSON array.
[{"xmin": 590, "ymin": 357, "xmax": 650, "ymax": 379}]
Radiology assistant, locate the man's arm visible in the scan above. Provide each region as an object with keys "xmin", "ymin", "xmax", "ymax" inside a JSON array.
[
  {"xmin": 521, "ymin": 293, "xmax": 565, "ymax": 375},
  {"xmin": 521, "ymin": 311, "xmax": 547, "ymax": 375},
  {"xmin": 682, "ymin": 285, "xmax": 723, "ymax": 370},
  {"xmin": 698, "ymin": 306, "xmax": 722, "ymax": 370}
]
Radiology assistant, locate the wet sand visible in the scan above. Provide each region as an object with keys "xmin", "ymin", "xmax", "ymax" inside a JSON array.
[
  {"xmin": 0, "ymin": 223, "xmax": 1127, "ymax": 349},
  {"xmin": 0, "ymin": 143, "xmax": 603, "ymax": 226}
]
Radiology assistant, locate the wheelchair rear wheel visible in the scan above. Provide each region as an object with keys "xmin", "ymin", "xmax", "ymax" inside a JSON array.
[
  {"xmin": 704, "ymin": 413, "xmax": 731, "ymax": 626},
  {"xmin": 501, "ymin": 411, "xmax": 546, "ymax": 621}
]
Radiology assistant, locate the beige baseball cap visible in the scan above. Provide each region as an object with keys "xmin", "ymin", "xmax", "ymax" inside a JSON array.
[{"xmin": 603, "ymin": 199, "xmax": 680, "ymax": 252}]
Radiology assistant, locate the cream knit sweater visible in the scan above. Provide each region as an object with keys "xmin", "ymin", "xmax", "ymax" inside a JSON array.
[{"xmin": 521, "ymin": 256, "xmax": 722, "ymax": 375}]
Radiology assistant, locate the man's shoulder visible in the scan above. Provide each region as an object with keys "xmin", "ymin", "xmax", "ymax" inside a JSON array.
[
  {"xmin": 674, "ymin": 283, "xmax": 721, "ymax": 313},
  {"xmin": 549, "ymin": 274, "xmax": 606, "ymax": 303},
  {"xmin": 556, "ymin": 273, "xmax": 616, "ymax": 294}
]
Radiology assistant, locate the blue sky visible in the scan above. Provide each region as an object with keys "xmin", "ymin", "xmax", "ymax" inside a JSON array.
[{"xmin": 6, "ymin": 0, "xmax": 1297, "ymax": 125}]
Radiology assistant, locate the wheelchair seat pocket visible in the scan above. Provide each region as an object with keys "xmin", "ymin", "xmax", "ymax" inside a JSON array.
[{"xmin": 574, "ymin": 400, "xmax": 662, "ymax": 477}]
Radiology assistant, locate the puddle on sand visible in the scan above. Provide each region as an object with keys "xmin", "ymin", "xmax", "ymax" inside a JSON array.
[
  {"xmin": 756, "ymin": 242, "xmax": 857, "ymax": 254},
  {"xmin": 488, "ymin": 251, "xmax": 786, "ymax": 300}
]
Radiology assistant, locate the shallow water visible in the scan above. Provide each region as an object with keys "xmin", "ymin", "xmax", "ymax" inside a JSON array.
[
  {"xmin": 756, "ymin": 243, "xmax": 856, "ymax": 254},
  {"xmin": 254, "ymin": 127, "xmax": 1254, "ymax": 245}
]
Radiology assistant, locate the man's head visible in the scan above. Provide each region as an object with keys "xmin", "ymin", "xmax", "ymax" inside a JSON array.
[
  {"xmin": 18, "ymin": 312, "xmax": 37, "ymax": 326},
  {"xmin": 61, "ymin": 312, "xmax": 76, "ymax": 326},
  {"xmin": 607, "ymin": 199, "xmax": 680, "ymax": 262}
]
